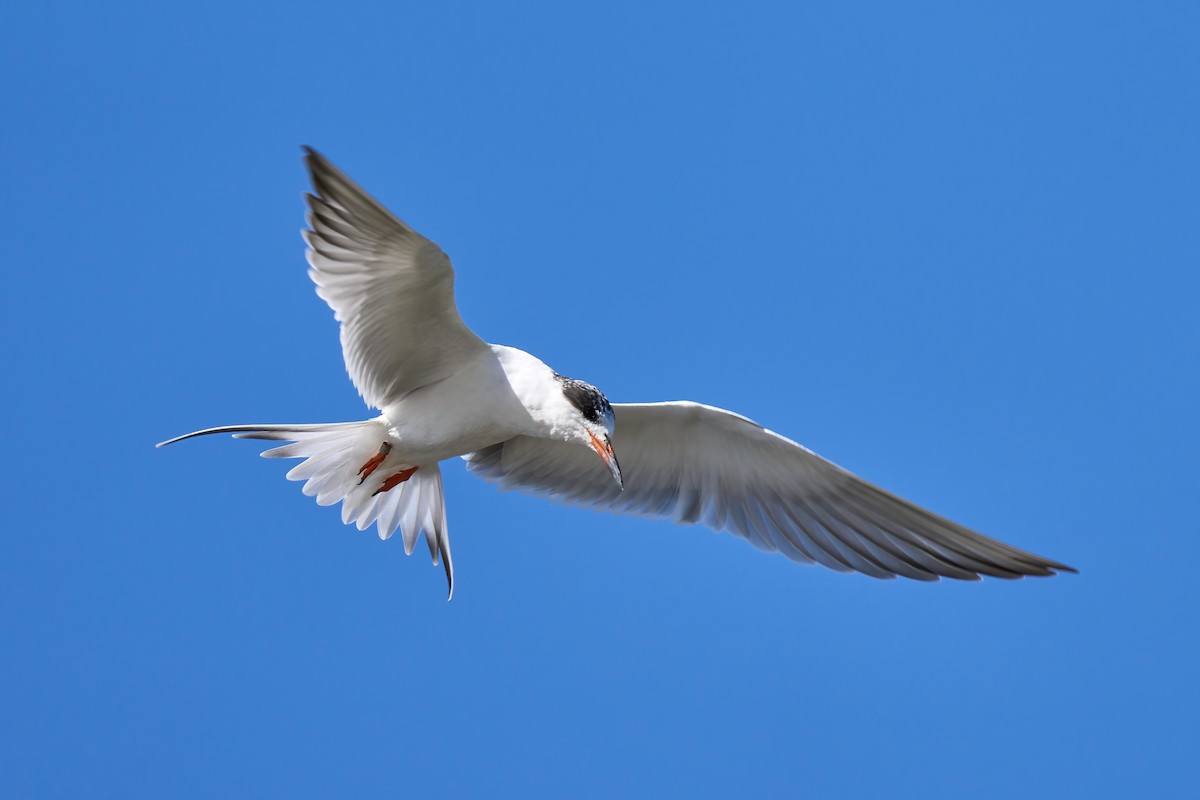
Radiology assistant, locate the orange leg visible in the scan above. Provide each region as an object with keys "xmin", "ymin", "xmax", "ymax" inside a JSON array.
[
  {"xmin": 357, "ymin": 442, "xmax": 392, "ymax": 484},
  {"xmin": 373, "ymin": 466, "xmax": 419, "ymax": 496}
]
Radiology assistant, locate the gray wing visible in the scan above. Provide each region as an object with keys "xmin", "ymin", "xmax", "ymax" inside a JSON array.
[
  {"xmin": 465, "ymin": 401, "xmax": 1074, "ymax": 580},
  {"xmin": 303, "ymin": 147, "xmax": 490, "ymax": 409}
]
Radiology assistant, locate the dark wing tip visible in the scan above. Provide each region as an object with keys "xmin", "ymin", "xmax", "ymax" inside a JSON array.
[
  {"xmin": 301, "ymin": 145, "xmax": 323, "ymax": 177},
  {"xmin": 301, "ymin": 147, "xmax": 347, "ymax": 196},
  {"xmin": 981, "ymin": 557, "xmax": 1077, "ymax": 580},
  {"xmin": 298, "ymin": 147, "xmax": 405, "ymax": 237},
  {"xmin": 1003, "ymin": 550, "xmax": 1077, "ymax": 578},
  {"xmin": 302, "ymin": 146, "xmax": 337, "ymax": 188}
]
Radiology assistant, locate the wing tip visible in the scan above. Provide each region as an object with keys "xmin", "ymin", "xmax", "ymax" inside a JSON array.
[
  {"xmin": 959, "ymin": 560, "xmax": 1077, "ymax": 581},
  {"xmin": 1006, "ymin": 550, "xmax": 1078, "ymax": 579},
  {"xmin": 301, "ymin": 146, "xmax": 338, "ymax": 190},
  {"xmin": 300, "ymin": 144, "xmax": 321, "ymax": 163}
]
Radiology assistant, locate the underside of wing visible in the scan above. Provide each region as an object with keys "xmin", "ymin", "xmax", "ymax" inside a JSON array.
[
  {"xmin": 303, "ymin": 148, "xmax": 489, "ymax": 408},
  {"xmin": 465, "ymin": 402, "xmax": 1075, "ymax": 581}
]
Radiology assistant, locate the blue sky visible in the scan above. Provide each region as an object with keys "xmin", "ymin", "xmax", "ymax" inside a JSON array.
[{"xmin": 3, "ymin": 1, "xmax": 1197, "ymax": 797}]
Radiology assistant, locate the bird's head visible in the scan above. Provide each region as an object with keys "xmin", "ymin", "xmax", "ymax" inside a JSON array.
[{"xmin": 556, "ymin": 375, "xmax": 622, "ymax": 489}]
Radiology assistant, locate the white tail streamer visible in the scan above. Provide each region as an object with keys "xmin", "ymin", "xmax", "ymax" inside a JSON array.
[{"xmin": 158, "ymin": 420, "xmax": 454, "ymax": 597}]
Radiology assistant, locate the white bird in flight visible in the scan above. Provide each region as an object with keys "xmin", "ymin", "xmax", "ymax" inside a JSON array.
[{"xmin": 160, "ymin": 148, "xmax": 1074, "ymax": 598}]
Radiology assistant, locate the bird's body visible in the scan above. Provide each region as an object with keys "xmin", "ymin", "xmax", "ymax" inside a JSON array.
[
  {"xmin": 160, "ymin": 148, "xmax": 1074, "ymax": 597},
  {"xmin": 379, "ymin": 344, "xmax": 557, "ymax": 464}
]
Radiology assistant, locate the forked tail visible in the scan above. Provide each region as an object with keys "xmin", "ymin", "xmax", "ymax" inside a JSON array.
[{"xmin": 157, "ymin": 419, "xmax": 454, "ymax": 598}]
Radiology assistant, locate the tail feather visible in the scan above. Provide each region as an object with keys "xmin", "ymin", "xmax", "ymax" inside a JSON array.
[
  {"xmin": 155, "ymin": 422, "xmax": 366, "ymax": 448},
  {"xmin": 157, "ymin": 419, "xmax": 455, "ymax": 599}
]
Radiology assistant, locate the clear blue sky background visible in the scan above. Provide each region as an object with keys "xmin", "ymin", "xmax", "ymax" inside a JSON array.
[{"xmin": 3, "ymin": 2, "xmax": 1197, "ymax": 797}]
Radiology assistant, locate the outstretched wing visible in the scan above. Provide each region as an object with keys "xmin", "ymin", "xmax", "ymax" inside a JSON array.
[
  {"xmin": 303, "ymin": 147, "xmax": 490, "ymax": 409},
  {"xmin": 465, "ymin": 401, "xmax": 1074, "ymax": 581}
]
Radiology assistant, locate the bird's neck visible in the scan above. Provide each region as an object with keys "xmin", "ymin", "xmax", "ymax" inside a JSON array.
[{"xmin": 491, "ymin": 344, "xmax": 581, "ymax": 441}]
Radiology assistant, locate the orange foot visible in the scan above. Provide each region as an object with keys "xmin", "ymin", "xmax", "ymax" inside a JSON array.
[
  {"xmin": 357, "ymin": 442, "xmax": 393, "ymax": 485},
  {"xmin": 373, "ymin": 467, "xmax": 419, "ymax": 496}
]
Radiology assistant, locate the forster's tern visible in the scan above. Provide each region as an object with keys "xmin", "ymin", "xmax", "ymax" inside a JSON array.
[{"xmin": 160, "ymin": 148, "xmax": 1074, "ymax": 597}]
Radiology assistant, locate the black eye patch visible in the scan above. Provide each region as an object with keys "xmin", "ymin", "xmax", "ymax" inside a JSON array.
[{"xmin": 556, "ymin": 375, "xmax": 613, "ymax": 426}]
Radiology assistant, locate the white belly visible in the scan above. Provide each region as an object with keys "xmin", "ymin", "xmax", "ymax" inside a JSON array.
[{"xmin": 378, "ymin": 345, "xmax": 549, "ymax": 464}]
